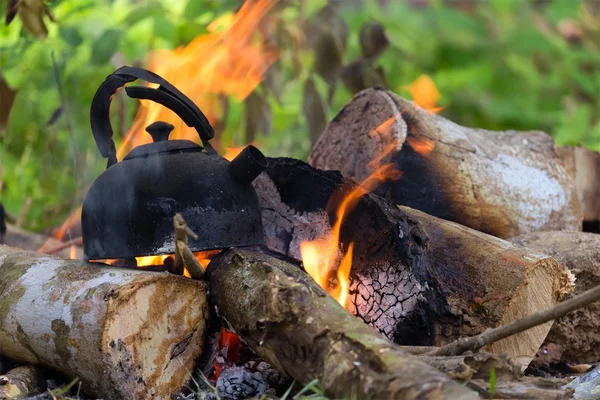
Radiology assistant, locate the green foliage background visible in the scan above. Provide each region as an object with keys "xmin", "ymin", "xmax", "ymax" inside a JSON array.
[{"xmin": 0, "ymin": 0, "xmax": 598, "ymax": 233}]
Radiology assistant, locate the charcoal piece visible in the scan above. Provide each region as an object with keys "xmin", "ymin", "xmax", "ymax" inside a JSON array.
[
  {"xmin": 243, "ymin": 360, "xmax": 291, "ymax": 395},
  {"xmin": 216, "ymin": 367, "xmax": 267, "ymax": 400}
]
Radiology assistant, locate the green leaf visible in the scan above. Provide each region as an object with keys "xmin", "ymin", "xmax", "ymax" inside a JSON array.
[
  {"xmin": 90, "ymin": 29, "xmax": 122, "ymax": 65},
  {"xmin": 122, "ymin": 3, "xmax": 165, "ymax": 26},
  {"xmin": 489, "ymin": 368, "xmax": 497, "ymax": 396},
  {"xmin": 59, "ymin": 26, "xmax": 83, "ymax": 47}
]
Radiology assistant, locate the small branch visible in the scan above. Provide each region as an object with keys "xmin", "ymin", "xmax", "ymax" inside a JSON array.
[
  {"xmin": 42, "ymin": 236, "xmax": 83, "ymax": 255},
  {"xmin": 430, "ymin": 283, "xmax": 600, "ymax": 357},
  {"xmin": 171, "ymin": 213, "xmax": 199, "ymax": 277},
  {"xmin": 177, "ymin": 240, "xmax": 205, "ymax": 280}
]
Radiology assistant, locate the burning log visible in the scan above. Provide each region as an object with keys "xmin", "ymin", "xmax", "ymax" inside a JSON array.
[
  {"xmin": 253, "ymin": 158, "xmax": 574, "ymax": 367},
  {"xmin": 511, "ymin": 231, "xmax": 600, "ymax": 364},
  {"xmin": 307, "ymin": 88, "xmax": 582, "ymax": 239},
  {"xmin": 206, "ymin": 248, "xmax": 479, "ymax": 400},
  {"xmin": 0, "ymin": 245, "xmax": 209, "ymax": 400}
]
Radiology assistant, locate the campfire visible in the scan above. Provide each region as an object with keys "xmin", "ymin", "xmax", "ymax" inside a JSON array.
[{"xmin": 3, "ymin": 2, "xmax": 600, "ymax": 400}]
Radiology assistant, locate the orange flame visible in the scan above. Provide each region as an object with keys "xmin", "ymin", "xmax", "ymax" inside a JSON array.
[
  {"xmin": 300, "ymin": 120, "xmax": 404, "ymax": 307},
  {"xmin": 405, "ymin": 75, "xmax": 443, "ymax": 113},
  {"xmin": 69, "ymin": 245, "xmax": 77, "ymax": 260},
  {"xmin": 406, "ymin": 136, "xmax": 435, "ymax": 156},
  {"xmin": 38, "ymin": 206, "xmax": 82, "ymax": 253},
  {"xmin": 116, "ymin": 0, "xmax": 278, "ymax": 160}
]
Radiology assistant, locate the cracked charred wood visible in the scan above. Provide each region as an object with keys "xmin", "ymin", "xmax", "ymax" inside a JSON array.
[
  {"xmin": 253, "ymin": 157, "xmax": 575, "ymax": 367},
  {"xmin": 206, "ymin": 248, "xmax": 478, "ymax": 400},
  {"xmin": 307, "ymin": 88, "xmax": 582, "ymax": 239},
  {"xmin": 0, "ymin": 245, "xmax": 209, "ymax": 400},
  {"xmin": 0, "ymin": 365, "xmax": 47, "ymax": 399},
  {"xmin": 557, "ymin": 146, "xmax": 600, "ymax": 225},
  {"xmin": 511, "ymin": 231, "xmax": 600, "ymax": 364}
]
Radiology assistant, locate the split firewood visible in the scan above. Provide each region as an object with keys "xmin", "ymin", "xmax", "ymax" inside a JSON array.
[
  {"xmin": 557, "ymin": 146, "xmax": 600, "ymax": 223},
  {"xmin": 512, "ymin": 231, "xmax": 600, "ymax": 364},
  {"xmin": 253, "ymin": 157, "xmax": 575, "ymax": 367},
  {"xmin": 307, "ymin": 88, "xmax": 582, "ymax": 239},
  {"xmin": 172, "ymin": 213, "xmax": 204, "ymax": 279},
  {"xmin": 430, "ymin": 281, "xmax": 600, "ymax": 358},
  {"xmin": 206, "ymin": 248, "xmax": 479, "ymax": 400},
  {"xmin": 0, "ymin": 365, "xmax": 47, "ymax": 399},
  {"xmin": 0, "ymin": 245, "xmax": 209, "ymax": 400}
]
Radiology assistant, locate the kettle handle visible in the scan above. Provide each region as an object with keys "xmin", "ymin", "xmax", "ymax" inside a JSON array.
[{"xmin": 90, "ymin": 66, "xmax": 216, "ymax": 166}]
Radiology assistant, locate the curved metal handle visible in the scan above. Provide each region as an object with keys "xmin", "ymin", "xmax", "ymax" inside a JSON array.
[{"xmin": 90, "ymin": 66, "xmax": 215, "ymax": 165}]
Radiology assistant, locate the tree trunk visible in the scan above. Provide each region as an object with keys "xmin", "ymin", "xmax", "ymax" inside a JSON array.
[
  {"xmin": 307, "ymin": 88, "xmax": 582, "ymax": 239},
  {"xmin": 253, "ymin": 158, "xmax": 574, "ymax": 367},
  {"xmin": 206, "ymin": 248, "xmax": 479, "ymax": 400},
  {"xmin": 511, "ymin": 231, "xmax": 600, "ymax": 364},
  {"xmin": 0, "ymin": 245, "xmax": 209, "ymax": 400}
]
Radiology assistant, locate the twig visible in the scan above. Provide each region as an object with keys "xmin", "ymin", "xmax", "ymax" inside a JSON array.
[
  {"xmin": 171, "ymin": 213, "xmax": 201, "ymax": 278},
  {"xmin": 177, "ymin": 240, "xmax": 205, "ymax": 280},
  {"xmin": 430, "ymin": 283, "xmax": 600, "ymax": 357},
  {"xmin": 43, "ymin": 236, "xmax": 83, "ymax": 255},
  {"xmin": 15, "ymin": 197, "xmax": 32, "ymax": 228}
]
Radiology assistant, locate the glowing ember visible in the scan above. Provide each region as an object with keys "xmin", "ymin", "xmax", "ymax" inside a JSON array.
[
  {"xmin": 406, "ymin": 75, "xmax": 443, "ymax": 113},
  {"xmin": 300, "ymin": 139, "xmax": 402, "ymax": 307},
  {"xmin": 117, "ymin": 0, "xmax": 278, "ymax": 160}
]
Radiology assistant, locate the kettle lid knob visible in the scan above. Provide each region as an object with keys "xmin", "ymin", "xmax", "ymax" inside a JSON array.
[{"xmin": 146, "ymin": 121, "xmax": 174, "ymax": 142}]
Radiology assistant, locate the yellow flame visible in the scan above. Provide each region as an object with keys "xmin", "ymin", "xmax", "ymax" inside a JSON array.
[{"xmin": 405, "ymin": 75, "xmax": 443, "ymax": 113}]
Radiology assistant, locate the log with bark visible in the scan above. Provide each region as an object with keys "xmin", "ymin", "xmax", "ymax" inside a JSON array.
[
  {"xmin": 252, "ymin": 157, "xmax": 575, "ymax": 367},
  {"xmin": 207, "ymin": 248, "xmax": 479, "ymax": 400},
  {"xmin": 557, "ymin": 146, "xmax": 600, "ymax": 226},
  {"xmin": 307, "ymin": 87, "xmax": 582, "ymax": 239},
  {"xmin": 0, "ymin": 245, "xmax": 209, "ymax": 400},
  {"xmin": 511, "ymin": 231, "xmax": 600, "ymax": 364}
]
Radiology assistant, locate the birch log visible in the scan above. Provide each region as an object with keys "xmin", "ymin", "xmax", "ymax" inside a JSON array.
[
  {"xmin": 308, "ymin": 88, "xmax": 582, "ymax": 239},
  {"xmin": 0, "ymin": 245, "xmax": 209, "ymax": 400},
  {"xmin": 253, "ymin": 157, "xmax": 575, "ymax": 367}
]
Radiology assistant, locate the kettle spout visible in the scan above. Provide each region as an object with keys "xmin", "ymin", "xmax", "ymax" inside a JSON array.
[{"xmin": 228, "ymin": 145, "xmax": 268, "ymax": 186}]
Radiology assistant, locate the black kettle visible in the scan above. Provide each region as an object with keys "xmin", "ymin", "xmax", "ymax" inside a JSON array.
[{"xmin": 81, "ymin": 66, "xmax": 268, "ymax": 261}]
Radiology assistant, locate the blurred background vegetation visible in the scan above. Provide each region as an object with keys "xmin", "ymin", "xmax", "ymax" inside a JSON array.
[{"xmin": 0, "ymin": 0, "xmax": 599, "ymax": 233}]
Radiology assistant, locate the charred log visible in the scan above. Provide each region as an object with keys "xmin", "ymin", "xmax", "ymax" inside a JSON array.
[
  {"xmin": 308, "ymin": 88, "xmax": 582, "ymax": 238},
  {"xmin": 206, "ymin": 248, "xmax": 479, "ymax": 400},
  {"xmin": 0, "ymin": 245, "xmax": 209, "ymax": 400},
  {"xmin": 511, "ymin": 231, "xmax": 600, "ymax": 364},
  {"xmin": 253, "ymin": 158, "xmax": 574, "ymax": 366}
]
